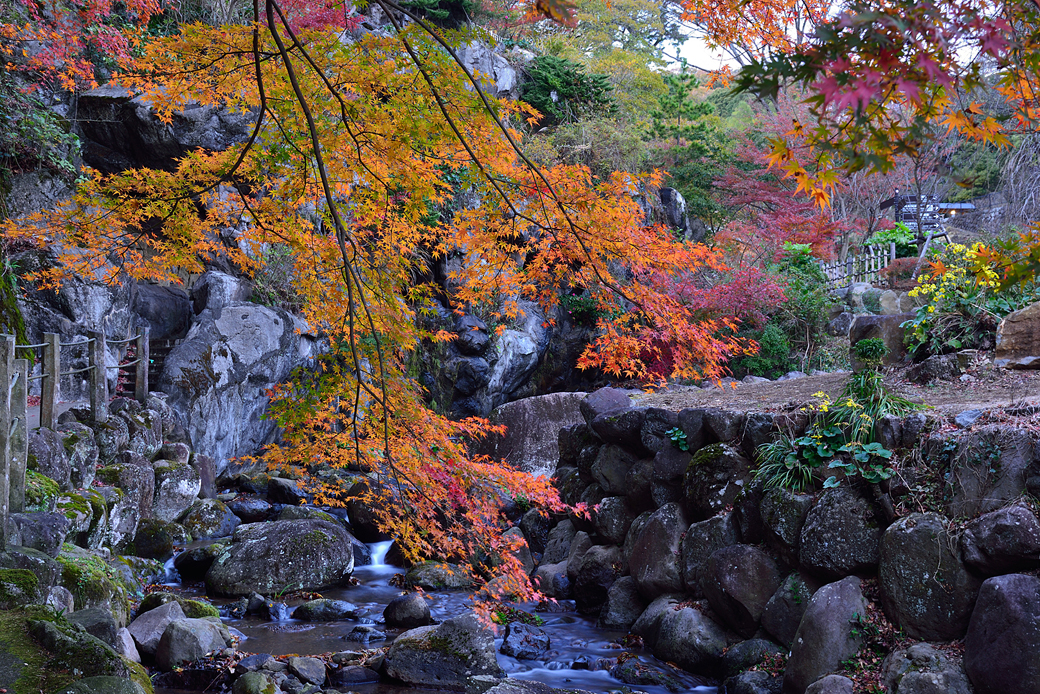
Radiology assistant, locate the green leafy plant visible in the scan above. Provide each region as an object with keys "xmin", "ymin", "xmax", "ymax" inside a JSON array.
[
  {"xmin": 666, "ymin": 427, "xmax": 689, "ymax": 451},
  {"xmin": 865, "ymin": 222, "xmax": 916, "ymax": 258},
  {"xmin": 520, "ymin": 56, "xmax": 616, "ymax": 127},
  {"xmin": 734, "ymin": 322, "xmax": 792, "ymax": 379}
]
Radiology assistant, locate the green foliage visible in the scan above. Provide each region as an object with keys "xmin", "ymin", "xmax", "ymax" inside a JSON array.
[
  {"xmin": 401, "ymin": 0, "xmax": 478, "ymax": 27},
  {"xmin": 521, "ymin": 56, "xmax": 616, "ymax": 127},
  {"xmin": 666, "ymin": 426, "xmax": 689, "ymax": 451},
  {"xmin": 853, "ymin": 338, "xmax": 888, "ymax": 368},
  {"xmin": 490, "ymin": 604, "xmax": 545, "ymax": 626},
  {"xmin": 251, "ymin": 244, "xmax": 303, "ymax": 312},
  {"xmin": 865, "ymin": 223, "xmax": 916, "ymax": 258},
  {"xmin": 0, "ymin": 74, "xmax": 78, "ymax": 190},
  {"xmin": 734, "ymin": 322, "xmax": 792, "ymax": 379},
  {"xmin": 550, "ymin": 117, "xmax": 650, "ymax": 176},
  {"xmin": 25, "ymin": 470, "xmax": 59, "ymax": 513},
  {"xmin": 769, "ymin": 242, "xmax": 832, "ymax": 369}
]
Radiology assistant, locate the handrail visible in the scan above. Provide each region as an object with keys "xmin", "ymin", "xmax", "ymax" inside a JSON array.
[
  {"xmin": 58, "ymin": 338, "xmax": 95, "ymax": 347},
  {"xmin": 59, "ymin": 366, "xmax": 95, "ymax": 376},
  {"xmin": 15, "ymin": 343, "xmax": 47, "ymax": 350},
  {"xmin": 26, "ymin": 373, "xmax": 49, "ymax": 381},
  {"xmin": 115, "ymin": 358, "xmax": 142, "ymax": 368},
  {"xmin": 107, "ymin": 334, "xmax": 143, "ymax": 346}
]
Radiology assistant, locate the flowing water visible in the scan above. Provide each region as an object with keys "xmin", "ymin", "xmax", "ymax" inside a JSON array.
[{"xmin": 156, "ymin": 541, "xmax": 717, "ymax": 694}]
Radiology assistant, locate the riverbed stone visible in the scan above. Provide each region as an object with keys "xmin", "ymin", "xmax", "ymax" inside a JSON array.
[
  {"xmin": 292, "ymin": 599, "xmax": 360, "ymax": 621},
  {"xmin": 651, "ymin": 602, "xmax": 729, "ymax": 674},
  {"xmin": 628, "ymin": 503, "xmax": 687, "ymax": 600},
  {"xmin": 233, "ymin": 671, "xmax": 277, "ymax": 694},
  {"xmin": 963, "ymin": 573, "xmax": 1040, "ymax": 694},
  {"xmin": 48, "ymin": 676, "xmax": 148, "ymax": 694},
  {"xmin": 267, "ymin": 477, "xmax": 307, "ymax": 505},
  {"xmin": 531, "ymin": 561, "xmax": 570, "ymax": 599},
  {"xmin": 879, "ymin": 513, "xmax": 982, "ymax": 641},
  {"xmin": 947, "ymin": 425, "xmax": 1035, "ymax": 518},
  {"xmin": 960, "ymin": 503, "xmax": 1040, "ymax": 575},
  {"xmin": 500, "ymin": 622, "xmax": 550, "ymax": 660},
  {"xmin": 180, "ymin": 498, "xmax": 240, "ymax": 540},
  {"xmin": 573, "ymin": 545, "xmax": 622, "ymax": 614},
  {"xmin": 405, "ymin": 561, "xmax": 475, "ymax": 590},
  {"xmin": 228, "ymin": 498, "xmax": 271, "ymax": 523},
  {"xmin": 591, "ymin": 445, "xmax": 637, "ymax": 496},
  {"xmin": 127, "ymin": 600, "xmax": 186, "ymax": 656},
  {"xmin": 383, "ymin": 593, "xmax": 431, "ymax": 628},
  {"xmin": 384, "ymin": 613, "xmax": 503, "ymax": 690},
  {"xmin": 287, "ymin": 657, "xmax": 326, "ymax": 685},
  {"xmin": 592, "ymin": 496, "xmax": 637, "ymax": 545},
  {"xmin": 205, "ymin": 519, "xmax": 356, "ymax": 597},
  {"xmin": 542, "ymin": 519, "xmax": 576, "ymax": 564},
  {"xmin": 702, "ymin": 544, "xmax": 781, "ymax": 639},
  {"xmin": 683, "ymin": 443, "xmax": 751, "ymax": 521},
  {"xmin": 798, "ymin": 487, "xmax": 884, "ymax": 579},
  {"xmin": 154, "ymin": 617, "xmax": 229, "ymax": 671},
  {"xmin": 783, "ymin": 576, "xmax": 868, "ymax": 694},
  {"xmin": 681, "ymin": 512, "xmax": 741, "ymax": 597},
  {"xmin": 881, "ymin": 642, "xmax": 973, "ymax": 694},
  {"xmin": 597, "ymin": 575, "xmax": 646, "ymax": 630},
  {"xmin": 760, "ymin": 573, "xmax": 819, "ymax": 649}
]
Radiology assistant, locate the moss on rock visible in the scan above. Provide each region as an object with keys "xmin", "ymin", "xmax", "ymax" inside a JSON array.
[
  {"xmin": 55, "ymin": 548, "xmax": 130, "ymax": 626},
  {"xmin": 0, "ymin": 570, "xmax": 40, "ymax": 609},
  {"xmin": 25, "ymin": 470, "xmax": 59, "ymax": 513}
]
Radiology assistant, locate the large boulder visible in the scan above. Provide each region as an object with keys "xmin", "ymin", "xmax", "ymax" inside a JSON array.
[
  {"xmin": 701, "ymin": 545, "xmax": 781, "ymax": 639},
  {"xmin": 180, "ymin": 499, "xmax": 240, "ymax": 540},
  {"xmin": 127, "ymin": 600, "xmax": 186, "ymax": 656},
  {"xmin": 681, "ymin": 512, "xmax": 741, "ymax": 597},
  {"xmin": 7, "ymin": 512, "xmax": 69, "ymax": 557},
  {"xmin": 579, "ymin": 387, "xmax": 632, "ymax": 425},
  {"xmin": 473, "ymin": 392, "xmax": 585, "ymax": 477},
  {"xmin": 798, "ymin": 487, "xmax": 885, "ymax": 579},
  {"xmin": 683, "ymin": 443, "xmax": 752, "ymax": 521},
  {"xmin": 761, "ymin": 573, "xmax": 819, "ymax": 649},
  {"xmin": 151, "ymin": 461, "xmax": 201, "ymax": 523},
  {"xmin": 97, "ymin": 452, "xmax": 155, "ymax": 524},
  {"xmin": 134, "ymin": 283, "xmax": 192, "ymax": 341},
  {"xmin": 759, "ymin": 487, "xmax": 813, "ymax": 564},
  {"xmin": 28, "ymin": 429, "xmax": 72, "ymax": 491},
  {"xmin": 542, "ymin": 519, "xmax": 576, "ymax": 564},
  {"xmin": 627, "ymin": 502, "xmax": 687, "ymax": 600},
  {"xmin": 882, "ymin": 642, "xmax": 973, "ymax": 694},
  {"xmin": 783, "ymin": 577, "xmax": 868, "ymax": 694},
  {"xmin": 572, "ymin": 545, "xmax": 622, "ymax": 614},
  {"xmin": 963, "ymin": 573, "xmax": 1040, "ymax": 694},
  {"xmin": 946, "ymin": 426, "xmax": 1036, "ymax": 518},
  {"xmin": 204, "ymin": 519, "xmax": 355, "ymax": 596},
  {"xmin": 994, "ymin": 299, "xmax": 1040, "ymax": 369},
  {"xmin": 383, "ymin": 613, "xmax": 503, "ymax": 690},
  {"xmin": 383, "ymin": 593, "xmax": 431, "ymax": 628},
  {"xmin": 597, "ymin": 575, "xmax": 646, "ymax": 631},
  {"xmin": 404, "ymin": 561, "xmax": 475, "ymax": 590},
  {"xmin": 158, "ymin": 303, "xmax": 319, "ymax": 477},
  {"xmin": 650, "ymin": 602, "xmax": 729, "ymax": 674},
  {"xmin": 960, "ymin": 503, "xmax": 1040, "ymax": 575},
  {"xmin": 153, "ymin": 618, "xmax": 229, "ymax": 671},
  {"xmin": 591, "ymin": 445, "xmax": 637, "ymax": 496},
  {"xmin": 879, "ymin": 513, "xmax": 982, "ymax": 641},
  {"xmin": 592, "ymin": 496, "xmax": 637, "ymax": 545}
]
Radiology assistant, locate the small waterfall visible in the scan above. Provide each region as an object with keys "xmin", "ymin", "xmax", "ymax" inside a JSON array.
[
  {"xmin": 161, "ymin": 555, "xmax": 181, "ymax": 585},
  {"xmin": 369, "ymin": 540, "xmax": 393, "ymax": 566}
]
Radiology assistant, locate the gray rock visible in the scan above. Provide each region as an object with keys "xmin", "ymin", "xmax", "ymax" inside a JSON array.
[
  {"xmin": 826, "ymin": 311, "xmax": 854, "ymax": 338},
  {"xmin": 704, "ymin": 408, "xmax": 746, "ymax": 442},
  {"xmin": 94, "ymin": 417, "xmax": 130, "ymax": 462},
  {"xmin": 475, "ymin": 392, "xmax": 585, "ymax": 477},
  {"xmin": 502, "ymin": 526, "xmax": 534, "ymax": 576},
  {"xmin": 384, "ymin": 613, "xmax": 503, "ymax": 689},
  {"xmin": 681, "ymin": 512, "xmax": 742, "ymax": 597},
  {"xmin": 519, "ymin": 508, "xmax": 552, "ymax": 555},
  {"xmin": 233, "ymin": 671, "xmax": 277, "ymax": 694},
  {"xmin": 640, "ymin": 408, "xmax": 681, "ymax": 454},
  {"xmin": 383, "ymin": 593, "xmax": 431, "ymax": 628},
  {"xmin": 191, "ymin": 271, "xmax": 253, "ymax": 314},
  {"xmin": 651, "ymin": 602, "xmax": 729, "ymax": 673},
  {"xmin": 630, "ymin": 593, "xmax": 685, "ymax": 647},
  {"xmin": 190, "ymin": 453, "xmax": 217, "ymax": 499},
  {"xmin": 157, "ymin": 442, "xmax": 191, "ymax": 466},
  {"xmin": 592, "ymin": 496, "xmax": 637, "ymax": 545},
  {"xmin": 947, "ymin": 425, "xmax": 1034, "ymax": 517},
  {"xmin": 47, "ymin": 585, "xmax": 75, "ymax": 614},
  {"xmin": 173, "ymin": 541, "xmax": 227, "ymax": 581},
  {"xmin": 954, "ymin": 409, "xmax": 984, "ymax": 428},
  {"xmin": 329, "ymin": 665, "xmax": 379, "ymax": 686},
  {"xmin": 152, "ymin": 460, "xmax": 202, "ymax": 523},
  {"xmin": 98, "ymin": 452, "xmax": 155, "ymax": 524},
  {"xmin": 181, "ymin": 498, "xmax": 240, "ymax": 540},
  {"xmin": 114, "ymin": 628, "xmax": 140, "ymax": 664},
  {"xmin": 591, "ymin": 445, "xmax": 637, "ymax": 496},
  {"xmin": 58, "ymin": 423, "xmax": 99, "ymax": 489},
  {"xmin": 964, "ymin": 573, "xmax": 1040, "ymax": 694},
  {"xmin": 205, "ymin": 519, "xmax": 356, "ymax": 597},
  {"xmin": 580, "ymin": 387, "xmax": 632, "ymax": 425},
  {"xmin": 624, "ymin": 458, "xmax": 656, "ymax": 511},
  {"xmin": 760, "ymin": 487, "xmax": 814, "ymax": 563},
  {"xmin": 404, "ymin": 561, "xmax": 475, "ymax": 590},
  {"xmin": 573, "ymin": 545, "xmax": 622, "ymax": 614},
  {"xmin": 154, "ymin": 617, "xmax": 228, "ymax": 671},
  {"xmin": 597, "ymin": 575, "xmax": 646, "ymax": 631},
  {"xmin": 879, "ymin": 513, "xmax": 982, "ymax": 641},
  {"xmin": 960, "ymin": 503, "xmax": 1040, "ymax": 575},
  {"xmin": 849, "ymin": 314, "xmax": 911, "ymax": 367},
  {"xmin": 723, "ymin": 671, "xmax": 782, "ymax": 694},
  {"xmin": 777, "ymin": 371, "xmax": 808, "ymax": 381},
  {"xmin": 159, "ymin": 303, "xmax": 319, "ymax": 477},
  {"xmin": 287, "ymin": 656, "xmax": 326, "ymax": 685},
  {"xmin": 7, "ymin": 512, "xmax": 69, "ymax": 557},
  {"xmin": 28, "ymin": 428, "xmax": 72, "ymax": 491},
  {"xmin": 720, "ymin": 638, "xmax": 786, "ymax": 678},
  {"xmin": 882, "ymin": 642, "xmax": 973, "ymax": 694},
  {"xmin": 120, "ymin": 408, "xmax": 163, "ymax": 459},
  {"xmin": 267, "ymin": 477, "xmax": 307, "ymax": 505},
  {"xmin": 127, "ymin": 600, "xmax": 186, "ymax": 656},
  {"xmin": 542, "ymin": 519, "xmax": 576, "ymax": 565},
  {"xmin": 131, "ymin": 518, "xmax": 183, "ymax": 560},
  {"xmin": 907, "ymin": 354, "xmax": 960, "ymax": 384},
  {"xmin": 798, "ymin": 487, "xmax": 885, "ymax": 579},
  {"xmin": 293, "ymin": 599, "xmax": 359, "ymax": 621},
  {"xmin": 500, "ymin": 622, "xmax": 550, "ymax": 660},
  {"xmin": 344, "ymin": 624, "xmax": 385, "ymax": 643},
  {"xmin": 676, "ymin": 408, "xmax": 707, "ymax": 453},
  {"xmin": 783, "ymin": 577, "xmax": 868, "ymax": 694},
  {"xmin": 228, "ymin": 497, "xmax": 271, "ymax": 523},
  {"xmin": 702, "ymin": 544, "xmax": 781, "ymax": 639},
  {"xmin": 760, "ymin": 572, "xmax": 819, "ymax": 649},
  {"xmin": 628, "ymin": 502, "xmax": 687, "ymax": 600},
  {"xmin": 683, "ymin": 443, "xmax": 752, "ymax": 521},
  {"xmin": 532, "ymin": 561, "xmax": 569, "ymax": 601},
  {"xmin": 804, "ymin": 675, "xmax": 853, "ymax": 694},
  {"xmin": 69, "ymin": 607, "xmax": 119, "ymax": 648},
  {"xmin": 591, "ymin": 408, "xmax": 648, "ymax": 452}
]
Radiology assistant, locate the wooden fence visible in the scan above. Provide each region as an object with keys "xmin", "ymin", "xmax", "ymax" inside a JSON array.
[
  {"xmin": 819, "ymin": 243, "xmax": 897, "ymax": 288},
  {"xmin": 0, "ymin": 328, "xmax": 149, "ymax": 547}
]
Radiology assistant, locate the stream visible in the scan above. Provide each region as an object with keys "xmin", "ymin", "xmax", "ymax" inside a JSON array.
[{"xmin": 156, "ymin": 542, "xmax": 717, "ymax": 694}]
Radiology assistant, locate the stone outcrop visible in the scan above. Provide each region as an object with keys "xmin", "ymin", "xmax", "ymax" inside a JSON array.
[{"xmin": 994, "ymin": 300, "xmax": 1040, "ymax": 369}]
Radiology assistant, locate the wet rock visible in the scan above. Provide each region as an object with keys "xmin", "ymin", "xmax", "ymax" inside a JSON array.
[
  {"xmin": 798, "ymin": 487, "xmax": 885, "ymax": 579},
  {"xmin": 591, "ymin": 445, "xmax": 637, "ymax": 496},
  {"xmin": 502, "ymin": 526, "xmax": 535, "ymax": 575},
  {"xmin": 628, "ymin": 502, "xmax": 687, "ymax": 600},
  {"xmin": 181, "ymin": 498, "xmax": 240, "ymax": 540},
  {"xmin": 383, "ymin": 593, "xmax": 431, "ymax": 628},
  {"xmin": 879, "ymin": 513, "xmax": 982, "ymax": 641},
  {"xmin": 500, "ymin": 622, "xmax": 550, "ymax": 660},
  {"xmin": 681, "ymin": 512, "xmax": 742, "ymax": 597},
  {"xmin": 287, "ymin": 656, "xmax": 326, "ymax": 686},
  {"xmin": 293, "ymin": 599, "xmax": 360, "ymax": 621},
  {"xmin": 947, "ymin": 425, "xmax": 1035, "ymax": 518},
  {"xmin": 48, "ymin": 677, "xmax": 147, "ymax": 694},
  {"xmin": 520, "ymin": 508, "xmax": 552, "ymax": 555},
  {"xmin": 267, "ymin": 477, "xmax": 307, "ymax": 506},
  {"xmin": 127, "ymin": 600, "xmax": 186, "ymax": 656},
  {"xmin": 329, "ymin": 665, "xmax": 380, "ymax": 686},
  {"xmin": 964, "ymin": 573, "xmax": 1040, "ymax": 694},
  {"xmin": 405, "ymin": 561, "xmax": 475, "ymax": 590},
  {"xmin": 630, "ymin": 593, "xmax": 685, "ymax": 648},
  {"xmin": 579, "ymin": 388, "xmax": 632, "ymax": 425},
  {"xmin": 597, "ymin": 576, "xmax": 646, "ymax": 631},
  {"xmin": 960, "ymin": 503, "xmax": 1040, "ymax": 575},
  {"xmin": 205, "ymin": 519, "xmax": 356, "ymax": 597},
  {"xmin": 592, "ymin": 496, "xmax": 637, "ymax": 545},
  {"xmin": 683, "ymin": 443, "xmax": 752, "ymax": 521},
  {"xmin": 344, "ymin": 625, "xmax": 385, "ymax": 643},
  {"xmin": 228, "ymin": 497, "xmax": 271, "ymax": 523},
  {"xmin": 651, "ymin": 602, "xmax": 729, "ymax": 674},
  {"xmin": 882, "ymin": 642, "xmax": 973, "ymax": 694},
  {"xmin": 783, "ymin": 577, "xmax": 868, "ymax": 694},
  {"xmin": 760, "ymin": 572, "xmax": 819, "ymax": 649},
  {"xmin": 531, "ymin": 561, "xmax": 570, "ymax": 599},
  {"xmin": 702, "ymin": 544, "xmax": 781, "ymax": 639},
  {"xmin": 610, "ymin": 657, "xmax": 686, "ymax": 691},
  {"xmin": 573, "ymin": 545, "xmax": 623, "ymax": 614},
  {"xmin": 542, "ymin": 520, "xmax": 576, "ymax": 564},
  {"xmin": 384, "ymin": 613, "xmax": 503, "ymax": 689}
]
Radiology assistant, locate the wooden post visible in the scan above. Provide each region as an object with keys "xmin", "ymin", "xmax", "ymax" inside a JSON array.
[
  {"xmin": 40, "ymin": 332, "xmax": 59, "ymax": 430},
  {"xmin": 10, "ymin": 358, "xmax": 27, "ymax": 513},
  {"xmin": 135, "ymin": 326, "xmax": 150, "ymax": 403},
  {"xmin": 0, "ymin": 335, "xmax": 13, "ymax": 547},
  {"xmin": 890, "ymin": 242, "xmax": 897, "ymax": 263},
  {"xmin": 88, "ymin": 330, "xmax": 108, "ymax": 423}
]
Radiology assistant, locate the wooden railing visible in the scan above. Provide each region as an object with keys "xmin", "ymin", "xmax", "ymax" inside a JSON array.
[
  {"xmin": 819, "ymin": 244, "xmax": 897, "ymax": 288},
  {"xmin": 0, "ymin": 327, "xmax": 150, "ymax": 547}
]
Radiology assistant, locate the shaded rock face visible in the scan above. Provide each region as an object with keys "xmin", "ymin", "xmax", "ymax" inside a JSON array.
[
  {"xmin": 651, "ymin": 602, "xmax": 729, "ymax": 674},
  {"xmin": 783, "ymin": 577, "xmax": 868, "ymax": 694},
  {"xmin": 798, "ymin": 487, "xmax": 885, "ymax": 579},
  {"xmin": 849, "ymin": 314, "xmax": 912, "ymax": 368},
  {"xmin": 882, "ymin": 643, "xmax": 973, "ymax": 694},
  {"xmin": 159, "ymin": 302, "xmax": 319, "ymax": 477},
  {"xmin": 473, "ymin": 392, "xmax": 585, "ymax": 478},
  {"xmin": 384, "ymin": 613, "xmax": 503, "ymax": 690},
  {"xmin": 598, "ymin": 575, "xmax": 646, "ymax": 631},
  {"xmin": 946, "ymin": 425, "xmax": 1036, "ymax": 518},
  {"xmin": 500, "ymin": 622, "xmax": 550, "ymax": 660},
  {"xmin": 683, "ymin": 443, "xmax": 751, "ymax": 521},
  {"xmin": 134, "ymin": 283, "xmax": 192, "ymax": 341},
  {"xmin": 761, "ymin": 573, "xmax": 819, "ymax": 649},
  {"xmin": 701, "ymin": 544, "xmax": 781, "ymax": 639},
  {"xmin": 573, "ymin": 545, "xmax": 622, "ymax": 614},
  {"xmin": 964, "ymin": 573, "xmax": 1040, "ymax": 694},
  {"xmin": 879, "ymin": 513, "xmax": 982, "ymax": 641},
  {"xmin": 204, "ymin": 519, "xmax": 355, "ymax": 596},
  {"xmin": 960, "ymin": 503, "xmax": 1040, "ymax": 575},
  {"xmin": 681, "ymin": 512, "xmax": 741, "ymax": 598},
  {"xmin": 628, "ymin": 502, "xmax": 687, "ymax": 600},
  {"xmin": 994, "ymin": 299, "xmax": 1040, "ymax": 369}
]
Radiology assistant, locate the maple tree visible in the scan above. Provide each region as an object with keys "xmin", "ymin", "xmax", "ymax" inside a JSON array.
[{"xmin": 2, "ymin": 0, "xmax": 753, "ymax": 593}]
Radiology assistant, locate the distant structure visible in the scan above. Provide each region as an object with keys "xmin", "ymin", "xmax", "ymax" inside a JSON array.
[{"xmin": 879, "ymin": 190, "xmax": 976, "ymax": 251}]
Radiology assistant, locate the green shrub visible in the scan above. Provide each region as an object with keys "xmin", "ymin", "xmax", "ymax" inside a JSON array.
[
  {"xmin": 521, "ymin": 56, "xmax": 616, "ymax": 127},
  {"xmin": 735, "ymin": 323, "xmax": 791, "ymax": 379},
  {"xmin": 866, "ymin": 222, "xmax": 916, "ymax": 258}
]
